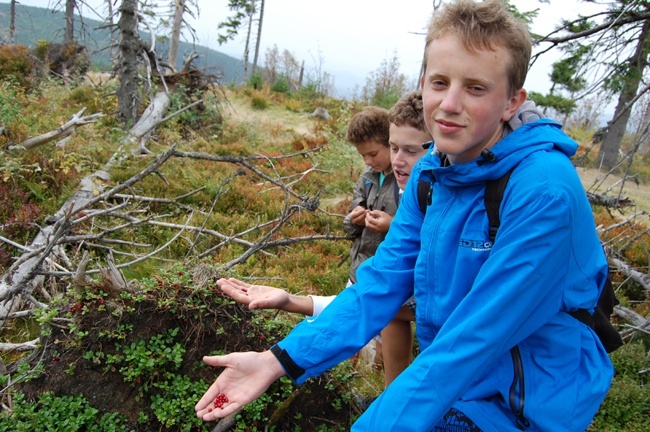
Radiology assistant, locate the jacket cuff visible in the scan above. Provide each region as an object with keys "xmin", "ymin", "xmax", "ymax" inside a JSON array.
[{"xmin": 270, "ymin": 344, "xmax": 305, "ymax": 382}]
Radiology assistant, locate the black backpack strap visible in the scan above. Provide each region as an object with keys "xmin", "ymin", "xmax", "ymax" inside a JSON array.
[
  {"xmin": 484, "ymin": 169, "xmax": 515, "ymax": 242},
  {"xmin": 417, "ymin": 176, "xmax": 434, "ymax": 213},
  {"xmin": 395, "ymin": 181, "xmax": 401, "ymax": 208},
  {"xmin": 569, "ymin": 274, "xmax": 623, "ymax": 353},
  {"xmin": 364, "ymin": 180, "xmax": 372, "ymax": 201}
]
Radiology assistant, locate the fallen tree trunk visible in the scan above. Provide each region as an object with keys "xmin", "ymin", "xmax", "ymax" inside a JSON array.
[{"xmin": 125, "ymin": 91, "xmax": 171, "ymax": 154}]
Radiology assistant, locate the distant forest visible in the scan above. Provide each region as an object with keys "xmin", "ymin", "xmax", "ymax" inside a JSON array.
[{"xmin": 0, "ymin": 2, "xmax": 245, "ymax": 85}]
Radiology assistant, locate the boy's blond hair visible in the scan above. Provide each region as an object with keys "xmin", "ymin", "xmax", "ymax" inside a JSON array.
[
  {"xmin": 424, "ymin": 0, "xmax": 531, "ymax": 96},
  {"xmin": 346, "ymin": 106, "xmax": 390, "ymax": 147},
  {"xmin": 388, "ymin": 91, "xmax": 426, "ymax": 133}
]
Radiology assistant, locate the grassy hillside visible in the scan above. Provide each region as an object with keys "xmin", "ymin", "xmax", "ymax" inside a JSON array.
[{"xmin": 0, "ymin": 2, "xmax": 245, "ymax": 84}]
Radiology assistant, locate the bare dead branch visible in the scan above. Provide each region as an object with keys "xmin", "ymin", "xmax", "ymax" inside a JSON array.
[
  {"xmin": 587, "ymin": 192, "xmax": 635, "ymax": 209},
  {"xmin": 610, "ymin": 257, "xmax": 650, "ymax": 293},
  {"xmin": 615, "ymin": 304, "xmax": 650, "ymax": 334},
  {"xmin": 19, "ymin": 108, "xmax": 104, "ymax": 150},
  {"xmin": 0, "ymin": 339, "xmax": 39, "ymax": 352}
]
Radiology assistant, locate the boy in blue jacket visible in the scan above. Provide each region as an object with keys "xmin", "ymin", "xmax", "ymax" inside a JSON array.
[{"xmin": 196, "ymin": 1, "xmax": 614, "ymax": 430}]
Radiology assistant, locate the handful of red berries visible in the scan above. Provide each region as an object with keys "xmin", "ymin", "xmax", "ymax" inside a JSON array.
[{"xmin": 213, "ymin": 393, "xmax": 229, "ymax": 409}]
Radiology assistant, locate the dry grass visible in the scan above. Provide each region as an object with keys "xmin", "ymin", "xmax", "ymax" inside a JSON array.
[{"xmin": 578, "ymin": 167, "xmax": 650, "ymax": 214}]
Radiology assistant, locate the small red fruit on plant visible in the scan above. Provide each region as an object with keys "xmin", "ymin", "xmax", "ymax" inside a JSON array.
[{"xmin": 213, "ymin": 393, "xmax": 229, "ymax": 409}]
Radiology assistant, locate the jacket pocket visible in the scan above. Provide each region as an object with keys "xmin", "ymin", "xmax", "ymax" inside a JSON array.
[{"xmin": 509, "ymin": 346, "xmax": 531, "ymax": 430}]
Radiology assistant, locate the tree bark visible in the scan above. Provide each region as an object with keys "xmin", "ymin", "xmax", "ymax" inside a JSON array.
[
  {"xmin": 9, "ymin": 0, "xmax": 16, "ymax": 44},
  {"xmin": 242, "ymin": 1, "xmax": 255, "ymax": 80},
  {"xmin": 64, "ymin": 0, "xmax": 75, "ymax": 45},
  {"xmin": 167, "ymin": 0, "xmax": 185, "ymax": 71},
  {"xmin": 117, "ymin": 0, "xmax": 140, "ymax": 126},
  {"xmin": 106, "ymin": 0, "xmax": 119, "ymax": 70},
  {"xmin": 252, "ymin": 0, "xmax": 264, "ymax": 75},
  {"xmin": 598, "ymin": 18, "xmax": 650, "ymax": 170}
]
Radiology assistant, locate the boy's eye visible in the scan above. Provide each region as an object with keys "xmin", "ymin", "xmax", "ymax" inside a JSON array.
[
  {"xmin": 390, "ymin": 146, "xmax": 398, "ymax": 153},
  {"xmin": 431, "ymin": 80, "xmax": 447, "ymax": 89}
]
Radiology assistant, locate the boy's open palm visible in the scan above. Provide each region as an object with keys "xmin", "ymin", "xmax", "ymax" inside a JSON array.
[
  {"xmin": 217, "ymin": 278, "xmax": 290, "ymax": 310},
  {"xmin": 195, "ymin": 351, "xmax": 285, "ymax": 421}
]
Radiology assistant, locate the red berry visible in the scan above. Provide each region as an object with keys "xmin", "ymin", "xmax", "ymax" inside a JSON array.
[{"xmin": 213, "ymin": 393, "xmax": 229, "ymax": 409}]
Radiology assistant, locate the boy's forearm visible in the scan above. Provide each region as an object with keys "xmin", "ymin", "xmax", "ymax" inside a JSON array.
[{"xmin": 281, "ymin": 294, "xmax": 315, "ymax": 315}]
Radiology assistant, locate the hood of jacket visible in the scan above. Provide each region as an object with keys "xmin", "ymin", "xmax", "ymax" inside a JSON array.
[{"xmin": 417, "ymin": 118, "xmax": 579, "ymax": 186}]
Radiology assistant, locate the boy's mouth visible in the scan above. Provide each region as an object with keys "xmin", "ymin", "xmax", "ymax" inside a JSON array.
[
  {"xmin": 436, "ymin": 119, "xmax": 464, "ymax": 133},
  {"xmin": 394, "ymin": 169, "xmax": 409, "ymax": 183}
]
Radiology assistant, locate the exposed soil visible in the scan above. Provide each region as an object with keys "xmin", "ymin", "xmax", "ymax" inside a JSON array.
[{"xmin": 17, "ymin": 267, "xmax": 355, "ymax": 431}]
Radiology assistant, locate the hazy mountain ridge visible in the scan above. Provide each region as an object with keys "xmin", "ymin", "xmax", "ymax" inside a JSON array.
[{"xmin": 0, "ymin": 2, "xmax": 245, "ymax": 85}]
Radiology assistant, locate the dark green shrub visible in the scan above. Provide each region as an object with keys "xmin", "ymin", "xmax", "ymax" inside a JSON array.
[
  {"xmin": 0, "ymin": 392, "xmax": 129, "ymax": 431},
  {"xmin": 247, "ymin": 71, "xmax": 264, "ymax": 90},
  {"xmin": 590, "ymin": 341, "xmax": 650, "ymax": 431},
  {"xmin": 271, "ymin": 74, "xmax": 291, "ymax": 94}
]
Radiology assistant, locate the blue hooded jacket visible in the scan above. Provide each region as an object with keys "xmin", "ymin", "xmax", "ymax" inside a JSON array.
[{"xmin": 274, "ymin": 119, "xmax": 614, "ymax": 431}]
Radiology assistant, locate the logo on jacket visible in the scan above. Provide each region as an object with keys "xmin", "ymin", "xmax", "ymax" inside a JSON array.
[{"xmin": 459, "ymin": 238, "xmax": 493, "ymax": 252}]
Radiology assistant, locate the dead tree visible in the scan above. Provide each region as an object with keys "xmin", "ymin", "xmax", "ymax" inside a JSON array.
[
  {"xmin": 167, "ymin": 0, "xmax": 185, "ymax": 70},
  {"xmin": 64, "ymin": 0, "xmax": 76, "ymax": 45},
  {"xmin": 117, "ymin": 0, "xmax": 141, "ymax": 126},
  {"xmin": 9, "ymin": 0, "xmax": 16, "ymax": 44}
]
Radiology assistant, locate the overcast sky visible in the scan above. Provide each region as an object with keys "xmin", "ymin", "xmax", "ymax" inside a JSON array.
[{"xmin": 12, "ymin": 0, "xmax": 594, "ymax": 98}]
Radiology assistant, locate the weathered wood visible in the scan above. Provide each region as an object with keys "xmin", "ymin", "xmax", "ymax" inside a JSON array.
[
  {"xmin": 125, "ymin": 91, "xmax": 171, "ymax": 154},
  {"xmin": 20, "ymin": 108, "xmax": 104, "ymax": 150},
  {"xmin": 0, "ymin": 338, "xmax": 39, "ymax": 352},
  {"xmin": 610, "ymin": 257, "xmax": 650, "ymax": 293},
  {"xmin": 586, "ymin": 191, "xmax": 634, "ymax": 209}
]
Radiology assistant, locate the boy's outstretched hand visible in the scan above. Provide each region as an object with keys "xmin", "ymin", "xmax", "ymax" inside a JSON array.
[
  {"xmin": 195, "ymin": 351, "xmax": 286, "ymax": 421},
  {"xmin": 217, "ymin": 278, "xmax": 290, "ymax": 310}
]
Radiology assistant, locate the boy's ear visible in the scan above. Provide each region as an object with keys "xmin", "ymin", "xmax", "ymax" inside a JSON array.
[{"xmin": 501, "ymin": 88, "xmax": 527, "ymax": 122}]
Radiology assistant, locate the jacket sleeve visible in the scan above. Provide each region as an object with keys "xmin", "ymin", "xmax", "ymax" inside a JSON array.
[{"xmin": 273, "ymin": 177, "xmax": 424, "ymax": 383}]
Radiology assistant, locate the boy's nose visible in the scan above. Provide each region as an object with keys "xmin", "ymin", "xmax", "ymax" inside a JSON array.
[{"xmin": 439, "ymin": 88, "xmax": 462, "ymax": 113}]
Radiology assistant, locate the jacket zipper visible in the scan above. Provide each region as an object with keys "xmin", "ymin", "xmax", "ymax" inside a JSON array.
[{"xmin": 509, "ymin": 346, "xmax": 530, "ymax": 430}]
